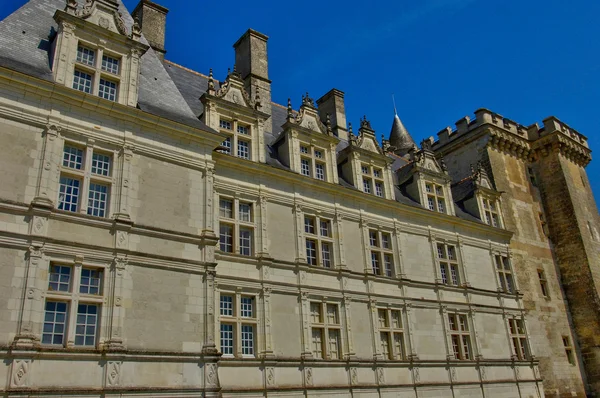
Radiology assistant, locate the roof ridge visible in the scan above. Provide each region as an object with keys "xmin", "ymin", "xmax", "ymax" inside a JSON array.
[{"xmin": 164, "ymin": 59, "xmax": 212, "ymax": 80}]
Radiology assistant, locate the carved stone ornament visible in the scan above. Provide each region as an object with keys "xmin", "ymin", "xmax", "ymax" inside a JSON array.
[
  {"xmin": 11, "ymin": 360, "xmax": 31, "ymax": 387},
  {"xmin": 214, "ymin": 67, "xmax": 254, "ymax": 108},
  {"xmin": 288, "ymin": 93, "xmax": 330, "ymax": 135},
  {"xmin": 305, "ymin": 367, "xmax": 313, "ymax": 386},
  {"xmin": 206, "ymin": 363, "xmax": 219, "ymax": 387},
  {"xmin": 350, "ymin": 367, "xmax": 358, "ymax": 385},
  {"xmin": 266, "ymin": 367, "xmax": 275, "ymax": 386},
  {"xmin": 106, "ymin": 361, "xmax": 122, "ymax": 386}
]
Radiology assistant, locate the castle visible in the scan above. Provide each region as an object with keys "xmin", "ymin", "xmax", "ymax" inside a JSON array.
[{"xmin": 0, "ymin": 0, "xmax": 599, "ymax": 397}]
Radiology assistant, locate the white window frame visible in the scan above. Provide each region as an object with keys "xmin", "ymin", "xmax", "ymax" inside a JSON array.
[
  {"xmin": 299, "ymin": 142, "xmax": 327, "ymax": 181},
  {"xmin": 495, "ymin": 254, "xmax": 515, "ymax": 293},
  {"xmin": 361, "ymin": 163, "xmax": 385, "ymax": 197},
  {"xmin": 309, "ymin": 301, "xmax": 342, "ymax": 359},
  {"xmin": 218, "ymin": 291, "xmax": 258, "ymax": 358},
  {"xmin": 58, "ymin": 140, "xmax": 114, "ymax": 218},
  {"xmin": 218, "ymin": 196, "xmax": 255, "ymax": 257},
  {"xmin": 218, "ymin": 118, "xmax": 253, "ymax": 160},
  {"xmin": 368, "ymin": 229, "xmax": 395, "ymax": 277},
  {"xmin": 42, "ymin": 260, "xmax": 106, "ymax": 348},
  {"xmin": 436, "ymin": 242, "xmax": 461, "ymax": 286},
  {"xmin": 446, "ymin": 312, "xmax": 474, "ymax": 360},
  {"xmin": 376, "ymin": 307, "xmax": 406, "ymax": 360},
  {"xmin": 304, "ymin": 214, "xmax": 335, "ymax": 268},
  {"xmin": 424, "ymin": 181, "xmax": 447, "ymax": 213},
  {"xmin": 480, "ymin": 195, "xmax": 502, "ymax": 228},
  {"xmin": 72, "ymin": 42, "xmax": 121, "ymax": 102}
]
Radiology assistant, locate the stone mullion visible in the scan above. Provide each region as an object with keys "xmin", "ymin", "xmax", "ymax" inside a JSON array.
[
  {"xmin": 258, "ymin": 194, "xmax": 269, "ymax": 256},
  {"xmin": 489, "ymin": 247, "xmax": 502, "ymax": 292},
  {"xmin": 78, "ymin": 140, "xmax": 95, "ymax": 215},
  {"xmin": 342, "ymin": 296, "xmax": 355, "ymax": 358},
  {"xmin": 429, "ymin": 232, "xmax": 442, "ymax": 284},
  {"xmin": 383, "ymin": 163, "xmax": 394, "ymax": 200},
  {"xmin": 13, "ymin": 246, "xmax": 46, "ymax": 347},
  {"xmin": 393, "ymin": 224, "xmax": 406, "ymax": 278},
  {"xmin": 507, "ymin": 249, "xmax": 520, "ymax": 292},
  {"xmin": 104, "ymin": 256, "xmax": 127, "ymax": 349},
  {"xmin": 204, "ymin": 166, "xmax": 216, "ymax": 234},
  {"xmin": 66, "ymin": 261, "xmax": 83, "ymax": 348},
  {"xmin": 261, "ymin": 288, "xmax": 274, "ymax": 357},
  {"xmin": 300, "ymin": 292, "xmax": 312, "ymax": 358},
  {"xmin": 333, "ymin": 211, "xmax": 346, "ymax": 268},
  {"xmin": 114, "ymin": 145, "xmax": 133, "ymax": 221},
  {"xmin": 293, "ymin": 203, "xmax": 304, "ymax": 262},
  {"xmin": 360, "ymin": 219, "xmax": 371, "ymax": 274},
  {"xmin": 32, "ymin": 124, "xmax": 62, "ymax": 208},
  {"xmin": 351, "ymin": 153, "xmax": 361, "ymax": 188}
]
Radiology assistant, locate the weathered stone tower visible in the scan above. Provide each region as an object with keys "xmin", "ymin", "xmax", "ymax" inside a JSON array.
[{"xmin": 433, "ymin": 109, "xmax": 597, "ymax": 397}]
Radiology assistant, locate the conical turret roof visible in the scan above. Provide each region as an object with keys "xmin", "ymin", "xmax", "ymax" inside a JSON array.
[{"xmin": 389, "ymin": 113, "xmax": 415, "ymax": 157}]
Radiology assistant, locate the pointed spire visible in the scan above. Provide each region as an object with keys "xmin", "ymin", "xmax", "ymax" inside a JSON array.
[
  {"xmin": 207, "ymin": 68, "xmax": 215, "ymax": 95},
  {"xmin": 287, "ymin": 98, "xmax": 293, "ymax": 120},
  {"xmin": 389, "ymin": 112, "xmax": 416, "ymax": 157}
]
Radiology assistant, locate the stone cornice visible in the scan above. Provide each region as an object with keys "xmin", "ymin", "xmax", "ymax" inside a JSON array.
[{"xmin": 531, "ymin": 129, "xmax": 592, "ymax": 167}]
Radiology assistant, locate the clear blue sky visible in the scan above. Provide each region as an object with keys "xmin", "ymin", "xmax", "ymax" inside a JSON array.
[{"xmin": 2, "ymin": 0, "xmax": 600, "ymax": 205}]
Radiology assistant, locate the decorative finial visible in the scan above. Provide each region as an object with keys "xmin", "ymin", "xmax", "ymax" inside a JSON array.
[
  {"xmin": 233, "ymin": 64, "xmax": 237, "ymax": 73},
  {"xmin": 348, "ymin": 122, "xmax": 353, "ymax": 135},
  {"xmin": 287, "ymin": 98, "xmax": 293, "ymax": 120},
  {"xmin": 440, "ymin": 158, "xmax": 448, "ymax": 173},
  {"xmin": 207, "ymin": 68, "xmax": 215, "ymax": 95},
  {"xmin": 131, "ymin": 17, "xmax": 142, "ymax": 41},
  {"xmin": 470, "ymin": 163, "xmax": 475, "ymax": 175},
  {"xmin": 65, "ymin": 0, "xmax": 78, "ymax": 15},
  {"xmin": 227, "ymin": 67, "xmax": 231, "ymax": 76},
  {"xmin": 254, "ymin": 87, "xmax": 262, "ymax": 110}
]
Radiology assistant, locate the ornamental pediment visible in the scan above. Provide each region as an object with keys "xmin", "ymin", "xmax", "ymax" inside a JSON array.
[
  {"xmin": 64, "ymin": 0, "xmax": 133, "ymax": 38},
  {"xmin": 352, "ymin": 116, "xmax": 384, "ymax": 155},
  {"xmin": 286, "ymin": 94, "xmax": 332, "ymax": 136},
  {"xmin": 214, "ymin": 69, "xmax": 256, "ymax": 109}
]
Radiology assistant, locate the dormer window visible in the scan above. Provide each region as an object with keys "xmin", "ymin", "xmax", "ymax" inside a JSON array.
[
  {"xmin": 218, "ymin": 119, "xmax": 252, "ymax": 160},
  {"xmin": 482, "ymin": 198, "xmax": 500, "ymax": 227},
  {"xmin": 361, "ymin": 164, "xmax": 385, "ymax": 197},
  {"xmin": 425, "ymin": 182, "xmax": 446, "ymax": 213},
  {"xmin": 299, "ymin": 143, "xmax": 327, "ymax": 181},
  {"xmin": 71, "ymin": 42, "xmax": 121, "ymax": 102}
]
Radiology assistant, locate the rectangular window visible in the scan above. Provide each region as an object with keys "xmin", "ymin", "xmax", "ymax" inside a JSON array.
[
  {"xmin": 301, "ymin": 158, "xmax": 311, "ymax": 176},
  {"xmin": 369, "ymin": 229, "xmax": 394, "ymax": 277},
  {"xmin": 220, "ymin": 119, "xmax": 232, "ymax": 130},
  {"xmin": 79, "ymin": 268, "xmax": 102, "ymax": 295},
  {"xmin": 538, "ymin": 269, "xmax": 549, "ymax": 298},
  {"xmin": 76, "ymin": 46, "xmax": 95, "ymax": 66},
  {"xmin": 509, "ymin": 318, "xmax": 529, "ymax": 360},
  {"xmin": 73, "ymin": 70, "xmax": 93, "ymax": 93},
  {"xmin": 239, "ymin": 227, "xmax": 252, "ymax": 256},
  {"xmin": 361, "ymin": 165, "xmax": 369, "ymax": 174},
  {"xmin": 91, "ymin": 153, "xmax": 111, "ymax": 176},
  {"xmin": 219, "ymin": 197, "xmax": 254, "ymax": 256},
  {"xmin": 315, "ymin": 163, "xmax": 325, "ymax": 180},
  {"xmin": 237, "ymin": 140, "xmax": 250, "ymax": 159},
  {"xmin": 42, "ymin": 301, "xmax": 68, "ymax": 345},
  {"xmin": 63, "ymin": 145, "xmax": 84, "ymax": 170},
  {"xmin": 383, "ymin": 254, "xmax": 393, "ymax": 277},
  {"xmin": 310, "ymin": 302, "xmax": 341, "ymax": 359},
  {"xmin": 220, "ymin": 324, "xmax": 234, "ymax": 355},
  {"xmin": 219, "ymin": 293, "xmax": 258, "ymax": 357},
  {"xmin": 371, "ymin": 252, "xmax": 380, "ymax": 275},
  {"xmin": 220, "ymin": 199, "xmax": 233, "ymax": 218},
  {"xmin": 363, "ymin": 178, "xmax": 372, "ymax": 194},
  {"xmin": 101, "ymin": 54, "xmax": 120, "ymax": 74},
  {"xmin": 314, "ymin": 150, "xmax": 323, "ymax": 159},
  {"xmin": 300, "ymin": 145, "xmax": 309, "ymax": 154},
  {"xmin": 221, "ymin": 137, "xmax": 232, "ymax": 154},
  {"xmin": 375, "ymin": 182, "xmax": 383, "ymax": 197},
  {"xmin": 239, "ymin": 202, "xmax": 252, "ymax": 222},
  {"xmin": 219, "ymin": 224, "xmax": 233, "ymax": 252},
  {"xmin": 378, "ymin": 308, "xmax": 405, "ymax": 360},
  {"xmin": 87, "ymin": 183, "xmax": 108, "ymax": 217},
  {"xmin": 311, "ymin": 328, "xmax": 324, "ymax": 358},
  {"xmin": 48, "ymin": 265, "xmax": 72, "ymax": 292},
  {"xmin": 426, "ymin": 182, "xmax": 446, "ymax": 213},
  {"xmin": 306, "ymin": 239, "xmax": 317, "ymax": 266},
  {"xmin": 58, "ymin": 177, "xmax": 81, "ymax": 212},
  {"xmin": 237, "ymin": 125, "xmax": 249, "ymax": 135},
  {"xmin": 448, "ymin": 314, "xmax": 472, "ymax": 360},
  {"xmin": 220, "ymin": 295, "xmax": 233, "ymax": 316},
  {"xmin": 305, "ymin": 215, "xmax": 334, "ymax": 268},
  {"xmin": 321, "ymin": 242, "xmax": 332, "ymax": 268},
  {"xmin": 563, "ymin": 336, "xmax": 575, "ymax": 365},
  {"xmin": 482, "ymin": 197, "xmax": 500, "ymax": 227},
  {"xmin": 74, "ymin": 304, "xmax": 99, "ymax": 346},
  {"xmin": 241, "ymin": 325, "xmax": 254, "ymax": 355},
  {"xmin": 373, "ymin": 168, "xmax": 382, "ymax": 178},
  {"xmin": 438, "ymin": 243, "xmax": 460, "ymax": 286},
  {"xmin": 305, "ymin": 216, "xmax": 315, "ymax": 234},
  {"xmin": 98, "ymin": 79, "xmax": 117, "ymax": 101},
  {"xmin": 495, "ymin": 255, "xmax": 514, "ymax": 293},
  {"xmin": 320, "ymin": 220, "xmax": 331, "ymax": 237},
  {"xmin": 240, "ymin": 296, "xmax": 254, "ymax": 318}
]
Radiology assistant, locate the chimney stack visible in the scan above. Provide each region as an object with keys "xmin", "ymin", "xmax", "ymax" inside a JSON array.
[
  {"xmin": 317, "ymin": 89, "xmax": 348, "ymax": 140},
  {"xmin": 233, "ymin": 29, "xmax": 272, "ymax": 132},
  {"xmin": 133, "ymin": 0, "xmax": 169, "ymax": 60}
]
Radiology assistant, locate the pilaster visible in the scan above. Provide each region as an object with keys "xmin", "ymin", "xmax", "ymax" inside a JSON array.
[
  {"xmin": 261, "ymin": 287, "xmax": 274, "ymax": 358},
  {"xmin": 32, "ymin": 124, "xmax": 62, "ymax": 209},
  {"xmin": 202, "ymin": 269, "xmax": 218, "ymax": 355},
  {"xmin": 113, "ymin": 144, "xmax": 133, "ymax": 222},
  {"xmin": 103, "ymin": 256, "xmax": 128, "ymax": 350},
  {"xmin": 300, "ymin": 291, "xmax": 312, "ymax": 358},
  {"xmin": 342, "ymin": 295, "xmax": 356, "ymax": 359}
]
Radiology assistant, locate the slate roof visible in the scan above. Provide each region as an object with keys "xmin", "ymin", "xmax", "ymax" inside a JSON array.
[{"xmin": 0, "ymin": 0, "xmax": 213, "ymax": 132}]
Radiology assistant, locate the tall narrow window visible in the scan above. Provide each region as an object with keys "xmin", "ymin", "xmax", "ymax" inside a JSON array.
[
  {"xmin": 369, "ymin": 230, "xmax": 394, "ymax": 277},
  {"xmin": 218, "ymin": 197, "xmax": 254, "ymax": 256},
  {"xmin": 299, "ymin": 143, "xmax": 327, "ymax": 181},
  {"xmin": 219, "ymin": 293, "xmax": 257, "ymax": 357},
  {"xmin": 361, "ymin": 163, "xmax": 385, "ymax": 197},
  {"xmin": 73, "ymin": 43, "xmax": 121, "ymax": 101},
  {"xmin": 538, "ymin": 269, "xmax": 549, "ymax": 298},
  {"xmin": 377, "ymin": 308, "xmax": 406, "ymax": 360},
  {"xmin": 218, "ymin": 119, "xmax": 253, "ymax": 160},
  {"xmin": 563, "ymin": 336, "xmax": 575, "ymax": 365},
  {"xmin": 481, "ymin": 197, "xmax": 500, "ymax": 227},
  {"xmin": 304, "ymin": 215, "xmax": 334, "ymax": 268},
  {"xmin": 58, "ymin": 143, "xmax": 112, "ymax": 217},
  {"xmin": 495, "ymin": 254, "xmax": 514, "ymax": 293},
  {"xmin": 425, "ymin": 182, "xmax": 446, "ymax": 213},
  {"xmin": 437, "ymin": 243, "xmax": 460, "ymax": 286},
  {"xmin": 448, "ymin": 313, "xmax": 472, "ymax": 360},
  {"xmin": 309, "ymin": 302, "xmax": 341, "ymax": 359},
  {"xmin": 509, "ymin": 318, "xmax": 529, "ymax": 360}
]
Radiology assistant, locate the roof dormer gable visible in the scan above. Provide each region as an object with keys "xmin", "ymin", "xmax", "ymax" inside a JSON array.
[
  {"xmin": 285, "ymin": 93, "xmax": 336, "ymax": 137},
  {"xmin": 63, "ymin": 0, "xmax": 136, "ymax": 38},
  {"xmin": 207, "ymin": 66, "xmax": 262, "ymax": 111}
]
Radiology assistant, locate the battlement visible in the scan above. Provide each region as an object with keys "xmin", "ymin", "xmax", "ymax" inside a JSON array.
[{"xmin": 433, "ymin": 108, "xmax": 588, "ymax": 150}]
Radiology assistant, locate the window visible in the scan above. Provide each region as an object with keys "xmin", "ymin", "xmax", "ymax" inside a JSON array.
[
  {"xmin": 495, "ymin": 255, "xmax": 514, "ymax": 293},
  {"xmin": 509, "ymin": 318, "xmax": 529, "ymax": 360},
  {"xmin": 378, "ymin": 308, "xmax": 406, "ymax": 360},
  {"xmin": 58, "ymin": 143, "xmax": 112, "ymax": 218},
  {"xmin": 527, "ymin": 167, "xmax": 537, "ymax": 187},
  {"xmin": 481, "ymin": 197, "xmax": 500, "ymax": 227},
  {"xmin": 299, "ymin": 143, "xmax": 327, "ymax": 181},
  {"xmin": 425, "ymin": 182, "xmax": 446, "ymax": 213},
  {"xmin": 218, "ymin": 119, "xmax": 254, "ymax": 160},
  {"xmin": 448, "ymin": 313, "xmax": 472, "ymax": 360},
  {"xmin": 369, "ymin": 230, "xmax": 394, "ymax": 277},
  {"xmin": 219, "ymin": 293, "xmax": 257, "ymax": 357},
  {"xmin": 563, "ymin": 336, "xmax": 575, "ymax": 365},
  {"xmin": 538, "ymin": 269, "xmax": 549, "ymax": 298},
  {"xmin": 42, "ymin": 263, "xmax": 104, "ymax": 347},
  {"xmin": 218, "ymin": 197, "xmax": 254, "ymax": 256},
  {"xmin": 361, "ymin": 164, "xmax": 385, "ymax": 197},
  {"xmin": 304, "ymin": 215, "xmax": 334, "ymax": 268},
  {"xmin": 310, "ymin": 302, "xmax": 342, "ymax": 359},
  {"xmin": 437, "ymin": 243, "xmax": 459, "ymax": 286},
  {"xmin": 73, "ymin": 43, "xmax": 121, "ymax": 101}
]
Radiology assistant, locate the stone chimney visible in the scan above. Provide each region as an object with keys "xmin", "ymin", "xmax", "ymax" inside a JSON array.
[
  {"xmin": 317, "ymin": 89, "xmax": 348, "ymax": 141},
  {"xmin": 233, "ymin": 29, "xmax": 272, "ymax": 132},
  {"xmin": 132, "ymin": 0, "xmax": 169, "ymax": 60}
]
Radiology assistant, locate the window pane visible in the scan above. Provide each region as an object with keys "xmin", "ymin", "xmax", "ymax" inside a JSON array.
[
  {"xmin": 393, "ymin": 333, "xmax": 404, "ymax": 359},
  {"xmin": 375, "ymin": 182, "xmax": 383, "ymax": 197},
  {"xmin": 241, "ymin": 297, "xmax": 254, "ymax": 318},
  {"xmin": 306, "ymin": 239, "xmax": 317, "ymax": 265},
  {"xmin": 58, "ymin": 176, "xmax": 81, "ymax": 212},
  {"xmin": 241, "ymin": 325, "xmax": 254, "ymax": 355},
  {"xmin": 384, "ymin": 254, "xmax": 393, "ymax": 277},
  {"xmin": 301, "ymin": 159, "xmax": 311, "ymax": 176},
  {"xmin": 63, "ymin": 145, "xmax": 84, "ymax": 169},
  {"xmin": 77, "ymin": 46, "xmax": 95, "ymax": 66},
  {"xmin": 440, "ymin": 263, "xmax": 448, "ymax": 284},
  {"xmin": 381, "ymin": 233, "xmax": 391, "ymax": 249},
  {"xmin": 363, "ymin": 178, "xmax": 371, "ymax": 194},
  {"xmin": 219, "ymin": 224, "xmax": 233, "ymax": 252},
  {"xmin": 239, "ymin": 228, "xmax": 252, "ymax": 256},
  {"xmin": 220, "ymin": 324, "xmax": 234, "ymax": 355},
  {"xmin": 378, "ymin": 309, "xmax": 388, "ymax": 328},
  {"xmin": 304, "ymin": 217, "xmax": 315, "ymax": 234},
  {"xmin": 237, "ymin": 140, "xmax": 250, "ymax": 159},
  {"xmin": 321, "ymin": 242, "xmax": 332, "ymax": 268},
  {"xmin": 74, "ymin": 304, "xmax": 99, "ymax": 346},
  {"xmin": 319, "ymin": 220, "xmax": 330, "ymax": 237},
  {"xmin": 220, "ymin": 295, "xmax": 233, "ymax": 316},
  {"xmin": 239, "ymin": 203, "xmax": 252, "ymax": 222},
  {"xmin": 391, "ymin": 310, "xmax": 402, "ymax": 329},
  {"xmin": 237, "ymin": 125, "xmax": 249, "ymax": 135},
  {"xmin": 326, "ymin": 304, "xmax": 339, "ymax": 324},
  {"xmin": 314, "ymin": 150, "xmax": 323, "ymax": 159},
  {"xmin": 450, "ymin": 264, "xmax": 459, "ymax": 285},
  {"xmin": 315, "ymin": 163, "xmax": 325, "ymax": 180},
  {"xmin": 310, "ymin": 302, "xmax": 321, "ymax": 323},
  {"xmin": 99, "ymin": 79, "xmax": 118, "ymax": 101},
  {"xmin": 328, "ymin": 329, "xmax": 340, "ymax": 359},
  {"xmin": 42, "ymin": 301, "xmax": 68, "ymax": 345},
  {"xmin": 101, "ymin": 54, "xmax": 120, "ymax": 74},
  {"xmin": 79, "ymin": 268, "xmax": 102, "ymax": 295},
  {"xmin": 371, "ymin": 252, "xmax": 380, "ymax": 275},
  {"xmin": 91, "ymin": 152, "xmax": 111, "ymax": 176},
  {"xmin": 369, "ymin": 231, "xmax": 378, "ymax": 247},
  {"xmin": 221, "ymin": 137, "xmax": 232, "ymax": 154},
  {"xmin": 427, "ymin": 196, "xmax": 435, "ymax": 211},
  {"xmin": 48, "ymin": 265, "xmax": 71, "ymax": 292},
  {"xmin": 300, "ymin": 145, "xmax": 309, "ymax": 154},
  {"xmin": 311, "ymin": 328, "xmax": 323, "ymax": 358},
  {"xmin": 380, "ymin": 332, "xmax": 390, "ymax": 358},
  {"xmin": 219, "ymin": 199, "xmax": 233, "ymax": 218},
  {"xmin": 219, "ymin": 120, "xmax": 232, "ymax": 130},
  {"xmin": 87, "ymin": 183, "xmax": 108, "ymax": 217}
]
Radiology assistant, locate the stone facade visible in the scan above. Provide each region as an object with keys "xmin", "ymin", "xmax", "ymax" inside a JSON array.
[{"xmin": 0, "ymin": 0, "xmax": 597, "ymax": 397}]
